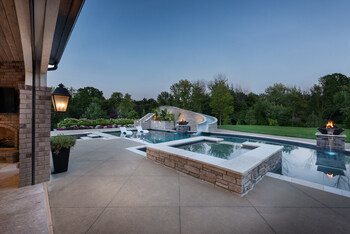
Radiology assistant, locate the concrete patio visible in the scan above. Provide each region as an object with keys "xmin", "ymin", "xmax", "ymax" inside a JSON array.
[{"xmin": 46, "ymin": 137, "xmax": 350, "ymax": 234}]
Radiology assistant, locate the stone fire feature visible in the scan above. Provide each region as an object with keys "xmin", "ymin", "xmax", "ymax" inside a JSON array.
[
  {"xmin": 146, "ymin": 137, "xmax": 282, "ymax": 196},
  {"xmin": 316, "ymin": 132, "xmax": 346, "ymax": 151}
]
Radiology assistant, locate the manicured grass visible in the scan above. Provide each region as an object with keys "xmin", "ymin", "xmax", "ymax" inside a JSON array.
[{"xmin": 219, "ymin": 125, "xmax": 350, "ymax": 143}]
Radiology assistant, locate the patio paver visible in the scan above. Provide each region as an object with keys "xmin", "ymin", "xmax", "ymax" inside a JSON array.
[
  {"xmin": 181, "ymin": 206, "xmax": 274, "ymax": 234},
  {"xmin": 47, "ymin": 138, "xmax": 350, "ymax": 234}
]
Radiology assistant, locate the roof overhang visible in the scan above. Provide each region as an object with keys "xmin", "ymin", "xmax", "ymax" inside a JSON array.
[{"xmin": 49, "ymin": 0, "xmax": 85, "ymax": 70}]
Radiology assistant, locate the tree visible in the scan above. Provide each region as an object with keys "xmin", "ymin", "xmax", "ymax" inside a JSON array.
[
  {"xmin": 127, "ymin": 110, "xmax": 139, "ymax": 119},
  {"xmin": 170, "ymin": 79, "xmax": 192, "ymax": 108},
  {"xmin": 210, "ymin": 83, "xmax": 234, "ymax": 125},
  {"xmin": 191, "ymin": 80, "xmax": 210, "ymax": 114},
  {"xmin": 245, "ymin": 108, "xmax": 257, "ymax": 125},
  {"xmin": 134, "ymin": 98, "xmax": 158, "ymax": 117},
  {"xmin": 308, "ymin": 84, "xmax": 325, "ymax": 122},
  {"xmin": 208, "ymin": 73, "xmax": 228, "ymax": 92},
  {"xmin": 318, "ymin": 73, "xmax": 350, "ymax": 121},
  {"xmin": 119, "ymin": 93, "xmax": 134, "ymax": 118},
  {"xmin": 68, "ymin": 87, "xmax": 106, "ymax": 118},
  {"xmin": 82, "ymin": 103, "xmax": 108, "ymax": 119},
  {"xmin": 230, "ymin": 87, "xmax": 249, "ymax": 124},
  {"xmin": 265, "ymin": 83, "xmax": 290, "ymax": 106},
  {"xmin": 107, "ymin": 92, "xmax": 123, "ymax": 118},
  {"xmin": 157, "ymin": 91, "xmax": 173, "ymax": 106}
]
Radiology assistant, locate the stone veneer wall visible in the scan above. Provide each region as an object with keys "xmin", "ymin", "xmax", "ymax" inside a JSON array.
[
  {"xmin": 159, "ymin": 106, "xmax": 205, "ymax": 132},
  {"xmin": 150, "ymin": 120, "xmax": 174, "ymax": 131},
  {"xmin": 316, "ymin": 133, "xmax": 346, "ymax": 151},
  {"xmin": 146, "ymin": 147, "xmax": 282, "ymax": 196},
  {"xmin": 18, "ymin": 85, "xmax": 51, "ymax": 187}
]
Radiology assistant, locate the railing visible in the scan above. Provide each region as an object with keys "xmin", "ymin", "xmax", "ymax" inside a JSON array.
[{"xmin": 134, "ymin": 113, "xmax": 155, "ymax": 128}]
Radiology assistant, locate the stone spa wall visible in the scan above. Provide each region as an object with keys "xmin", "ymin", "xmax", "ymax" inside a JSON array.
[{"xmin": 146, "ymin": 146, "xmax": 282, "ymax": 196}]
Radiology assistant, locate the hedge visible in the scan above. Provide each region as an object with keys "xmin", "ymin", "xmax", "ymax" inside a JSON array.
[{"xmin": 56, "ymin": 118, "xmax": 135, "ymax": 130}]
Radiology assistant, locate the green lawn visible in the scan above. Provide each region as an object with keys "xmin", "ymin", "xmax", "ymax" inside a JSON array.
[{"xmin": 219, "ymin": 125, "xmax": 350, "ymax": 143}]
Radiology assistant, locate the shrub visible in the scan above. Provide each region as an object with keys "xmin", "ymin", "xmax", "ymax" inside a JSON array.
[
  {"xmin": 344, "ymin": 109, "xmax": 350, "ymax": 129},
  {"xmin": 277, "ymin": 108, "xmax": 292, "ymax": 126},
  {"xmin": 57, "ymin": 118, "xmax": 135, "ymax": 129},
  {"xmin": 223, "ymin": 116, "xmax": 232, "ymax": 125},
  {"xmin": 50, "ymin": 135, "xmax": 76, "ymax": 154},
  {"xmin": 268, "ymin": 118, "xmax": 278, "ymax": 126},
  {"xmin": 152, "ymin": 108, "xmax": 175, "ymax": 121},
  {"xmin": 82, "ymin": 103, "xmax": 108, "ymax": 119},
  {"xmin": 245, "ymin": 108, "xmax": 257, "ymax": 125},
  {"xmin": 127, "ymin": 110, "xmax": 139, "ymax": 119}
]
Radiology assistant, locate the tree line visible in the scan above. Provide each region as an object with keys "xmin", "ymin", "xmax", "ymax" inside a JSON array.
[{"xmin": 51, "ymin": 73, "xmax": 350, "ymax": 129}]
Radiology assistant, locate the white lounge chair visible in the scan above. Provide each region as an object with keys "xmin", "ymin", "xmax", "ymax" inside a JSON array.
[
  {"xmin": 136, "ymin": 126, "xmax": 149, "ymax": 134},
  {"xmin": 120, "ymin": 127, "xmax": 132, "ymax": 136}
]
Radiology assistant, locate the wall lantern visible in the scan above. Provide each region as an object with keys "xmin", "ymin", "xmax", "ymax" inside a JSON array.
[{"xmin": 52, "ymin": 84, "xmax": 71, "ymax": 113}]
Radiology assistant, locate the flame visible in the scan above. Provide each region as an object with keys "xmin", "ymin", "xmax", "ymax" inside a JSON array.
[
  {"xmin": 327, "ymin": 173, "xmax": 334, "ymax": 178},
  {"xmin": 326, "ymin": 121, "xmax": 334, "ymax": 129},
  {"xmin": 181, "ymin": 119, "xmax": 185, "ymax": 122}
]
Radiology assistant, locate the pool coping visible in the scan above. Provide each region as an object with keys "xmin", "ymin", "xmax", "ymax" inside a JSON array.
[
  {"xmin": 266, "ymin": 172, "xmax": 350, "ymax": 198},
  {"xmin": 206, "ymin": 131, "xmax": 350, "ymax": 154},
  {"xmin": 145, "ymin": 137, "xmax": 283, "ymax": 175},
  {"xmin": 126, "ymin": 142, "xmax": 350, "ymax": 198},
  {"xmin": 144, "ymin": 136, "xmax": 282, "ymax": 196},
  {"xmin": 211, "ymin": 129, "xmax": 350, "ymax": 152}
]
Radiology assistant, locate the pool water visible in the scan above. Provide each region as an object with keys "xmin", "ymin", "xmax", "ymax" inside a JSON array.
[
  {"xmin": 107, "ymin": 130, "xmax": 194, "ymax": 144},
  {"xmin": 105, "ymin": 130, "xmax": 350, "ymax": 191},
  {"xmin": 205, "ymin": 134, "xmax": 350, "ymax": 192},
  {"xmin": 175, "ymin": 141, "xmax": 251, "ymax": 160}
]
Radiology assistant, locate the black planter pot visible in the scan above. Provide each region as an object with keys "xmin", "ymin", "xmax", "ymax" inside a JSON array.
[{"xmin": 51, "ymin": 147, "xmax": 71, "ymax": 174}]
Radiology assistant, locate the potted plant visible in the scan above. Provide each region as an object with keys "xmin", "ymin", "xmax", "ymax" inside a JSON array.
[{"xmin": 50, "ymin": 135, "xmax": 76, "ymax": 173}]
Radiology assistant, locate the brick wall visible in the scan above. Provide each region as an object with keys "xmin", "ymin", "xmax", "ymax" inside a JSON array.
[
  {"xmin": 0, "ymin": 62, "xmax": 25, "ymax": 88},
  {"xmin": 18, "ymin": 85, "xmax": 51, "ymax": 186},
  {"xmin": 0, "ymin": 62, "xmax": 51, "ymax": 186},
  {"xmin": 0, "ymin": 62, "xmax": 24, "ymax": 147}
]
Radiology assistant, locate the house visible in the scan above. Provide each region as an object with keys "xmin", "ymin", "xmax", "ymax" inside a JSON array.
[{"xmin": 0, "ymin": 0, "xmax": 84, "ymax": 187}]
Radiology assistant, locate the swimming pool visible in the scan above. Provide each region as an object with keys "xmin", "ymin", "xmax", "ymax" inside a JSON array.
[
  {"xmin": 175, "ymin": 140, "xmax": 251, "ymax": 160},
  {"xmin": 203, "ymin": 133, "xmax": 350, "ymax": 192},
  {"xmin": 106, "ymin": 130, "xmax": 194, "ymax": 144},
  {"xmin": 106, "ymin": 129, "xmax": 350, "ymax": 191}
]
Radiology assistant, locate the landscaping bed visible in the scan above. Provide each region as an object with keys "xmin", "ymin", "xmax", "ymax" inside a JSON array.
[{"xmin": 56, "ymin": 118, "xmax": 135, "ymax": 130}]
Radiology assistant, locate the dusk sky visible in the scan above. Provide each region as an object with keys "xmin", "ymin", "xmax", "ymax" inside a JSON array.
[{"xmin": 48, "ymin": 0, "xmax": 350, "ymax": 100}]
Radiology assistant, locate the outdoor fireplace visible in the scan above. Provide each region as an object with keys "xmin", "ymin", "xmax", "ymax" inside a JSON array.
[
  {"xmin": 0, "ymin": 126, "xmax": 19, "ymax": 163},
  {"xmin": 0, "ymin": 127, "xmax": 15, "ymax": 148},
  {"xmin": 316, "ymin": 121, "xmax": 346, "ymax": 151}
]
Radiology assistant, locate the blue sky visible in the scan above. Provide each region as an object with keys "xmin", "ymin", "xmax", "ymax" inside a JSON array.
[{"xmin": 48, "ymin": 0, "xmax": 350, "ymax": 100}]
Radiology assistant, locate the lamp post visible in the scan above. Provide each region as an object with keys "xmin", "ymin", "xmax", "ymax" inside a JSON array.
[{"xmin": 52, "ymin": 84, "xmax": 71, "ymax": 113}]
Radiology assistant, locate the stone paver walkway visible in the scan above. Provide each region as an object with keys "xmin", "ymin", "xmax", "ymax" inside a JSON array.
[{"xmin": 47, "ymin": 138, "xmax": 350, "ymax": 234}]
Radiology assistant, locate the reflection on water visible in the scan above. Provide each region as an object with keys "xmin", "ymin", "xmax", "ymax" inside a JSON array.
[
  {"xmin": 112, "ymin": 130, "xmax": 350, "ymax": 191},
  {"xmin": 212, "ymin": 135, "xmax": 350, "ymax": 192},
  {"xmin": 116, "ymin": 130, "xmax": 193, "ymax": 144},
  {"xmin": 177, "ymin": 141, "xmax": 250, "ymax": 160}
]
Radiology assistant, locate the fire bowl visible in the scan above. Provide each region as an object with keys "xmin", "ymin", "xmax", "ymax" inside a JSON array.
[
  {"xmin": 317, "ymin": 127, "xmax": 344, "ymax": 135},
  {"xmin": 177, "ymin": 121, "xmax": 188, "ymax": 125}
]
